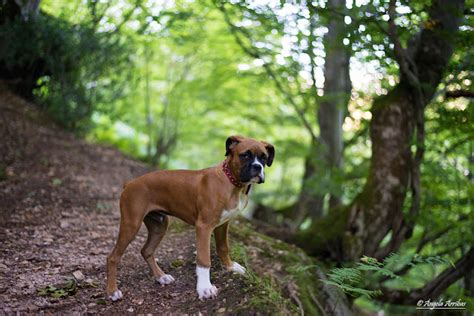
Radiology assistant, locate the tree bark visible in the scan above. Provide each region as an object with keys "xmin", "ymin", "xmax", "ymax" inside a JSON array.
[
  {"xmin": 317, "ymin": 0, "xmax": 351, "ymax": 210},
  {"xmin": 144, "ymin": 44, "xmax": 153, "ymax": 162},
  {"xmin": 288, "ymin": 0, "xmax": 351, "ymax": 227},
  {"xmin": 300, "ymin": 0, "xmax": 465, "ymax": 261}
]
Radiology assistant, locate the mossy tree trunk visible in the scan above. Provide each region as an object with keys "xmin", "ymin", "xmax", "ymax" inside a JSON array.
[
  {"xmin": 301, "ymin": 0, "xmax": 465, "ymax": 262},
  {"xmin": 342, "ymin": 85, "xmax": 415, "ymax": 260}
]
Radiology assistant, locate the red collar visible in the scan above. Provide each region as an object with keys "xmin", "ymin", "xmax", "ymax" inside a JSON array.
[{"xmin": 222, "ymin": 161, "xmax": 243, "ymax": 188}]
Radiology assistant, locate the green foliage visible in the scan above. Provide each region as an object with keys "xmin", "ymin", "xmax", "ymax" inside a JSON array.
[
  {"xmin": 37, "ymin": 278, "xmax": 77, "ymax": 298},
  {"xmin": 170, "ymin": 259, "xmax": 185, "ymax": 268},
  {"xmin": 323, "ymin": 253, "xmax": 454, "ymax": 300},
  {"xmin": 0, "ymin": 7, "xmax": 133, "ymax": 132},
  {"xmin": 325, "ymin": 267, "xmax": 383, "ymax": 299}
]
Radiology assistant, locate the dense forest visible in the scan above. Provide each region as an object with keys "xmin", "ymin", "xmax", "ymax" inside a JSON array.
[{"xmin": 0, "ymin": 0, "xmax": 472, "ymax": 314}]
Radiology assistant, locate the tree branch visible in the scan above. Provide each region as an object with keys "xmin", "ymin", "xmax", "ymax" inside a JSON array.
[
  {"xmin": 87, "ymin": 0, "xmax": 112, "ymax": 30},
  {"xmin": 417, "ymin": 228, "xmax": 452, "ymax": 253},
  {"xmin": 445, "ymin": 90, "xmax": 474, "ymax": 99},
  {"xmin": 113, "ymin": 0, "xmax": 142, "ymax": 34},
  {"xmin": 307, "ymin": 2, "xmax": 319, "ymax": 101},
  {"xmin": 217, "ymin": 3, "xmax": 320, "ymax": 146},
  {"xmin": 388, "ymin": 0, "xmax": 421, "ymax": 90}
]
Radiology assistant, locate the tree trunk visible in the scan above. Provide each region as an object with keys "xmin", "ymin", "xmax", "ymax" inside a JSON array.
[
  {"xmin": 144, "ymin": 44, "xmax": 153, "ymax": 162},
  {"xmin": 300, "ymin": 0, "xmax": 465, "ymax": 261},
  {"xmin": 343, "ymin": 84, "xmax": 414, "ymax": 259},
  {"xmin": 285, "ymin": 143, "xmax": 324, "ymax": 229},
  {"xmin": 318, "ymin": 0, "xmax": 351, "ymax": 210},
  {"xmin": 289, "ymin": 0, "xmax": 351, "ymax": 227}
]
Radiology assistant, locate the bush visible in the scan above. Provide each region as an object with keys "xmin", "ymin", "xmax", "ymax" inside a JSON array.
[{"xmin": 0, "ymin": 12, "xmax": 134, "ymax": 132}]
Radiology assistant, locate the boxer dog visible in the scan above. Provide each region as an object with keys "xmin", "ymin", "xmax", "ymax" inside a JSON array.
[{"xmin": 106, "ymin": 135, "xmax": 274, "ymax": 301}]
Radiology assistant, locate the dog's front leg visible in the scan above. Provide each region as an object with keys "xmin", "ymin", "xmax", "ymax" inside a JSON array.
[
  {"xmin": 214, "ymin": 221, "xmax": 246, "ymax": 275},
  {"xmin": 195, "ymin": 224, "xmax": 218, "ymax": 300}
]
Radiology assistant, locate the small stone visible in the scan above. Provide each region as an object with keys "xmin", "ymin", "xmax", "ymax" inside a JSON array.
[
  {"xmin": 89, "ymin": 248, "xmax": 100, "ymax": 255},
  {"xmin": 217, "ymin": 307, "xmax": 226, "ymax": 313},
  {"xmin": 127, "ymin": 307, "xmax": 134, "ymax": 312},
  {"xmin": 72, "ymin": 270, "xmax": 85, "ymax": 281}
]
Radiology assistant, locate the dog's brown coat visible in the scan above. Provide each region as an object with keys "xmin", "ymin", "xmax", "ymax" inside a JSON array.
[{"xmin": 106, "ymin": 136, "xmax": 274, "ymax": 298}]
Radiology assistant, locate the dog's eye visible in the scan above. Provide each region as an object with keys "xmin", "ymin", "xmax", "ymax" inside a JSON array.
[
  {"xmin": 260, "ymin": 156, "xmax": 267, "ymax": 163},
  {"xmin": 240, "ymin": 152, "xmax": 251, "ymax": 160}
]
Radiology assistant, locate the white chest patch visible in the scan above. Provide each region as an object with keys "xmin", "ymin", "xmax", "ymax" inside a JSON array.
[{"xmin": 218, "ymin": 191, "xmax": 248, "ymax": 225}]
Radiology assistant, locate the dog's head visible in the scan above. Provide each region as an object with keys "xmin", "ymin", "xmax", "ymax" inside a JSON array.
[{"xmin": 225, "ymin": 135, "xmax": 275, "ymax": 184}]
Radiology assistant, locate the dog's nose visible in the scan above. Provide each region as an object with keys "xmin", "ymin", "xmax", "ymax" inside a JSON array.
[{"xmin": 252, "ymin": 163, "xmax": 262, "ymax": 172}]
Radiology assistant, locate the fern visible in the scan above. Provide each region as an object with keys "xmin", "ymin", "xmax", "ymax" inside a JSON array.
[
  {"xmin": 324, "ymin": 267, "xmax": 382, "ymax": 298},
  {"xmin": 324, "ymin": 280, "xmax": 382, "ymax": 298},
  {"xmin": 318, "ymin": 253, "xmax": 452, "ymax": 300}
]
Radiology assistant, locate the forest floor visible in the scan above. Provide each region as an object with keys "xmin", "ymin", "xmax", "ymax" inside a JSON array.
[{"xmin": 0, "ymin": 89, "xmax": 320, "ymax": 314}]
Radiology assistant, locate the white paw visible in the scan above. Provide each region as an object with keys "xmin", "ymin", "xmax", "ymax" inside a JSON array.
[
  {"xmin": 109, "ymin": 289, "xmax": 123, "ymax": 301},
  {"xmin": 157, "ymin": 274, "xmax": 175, "ymax": 285},
  {"xmin": 229, "ymin": 262, "xmax": 246, "ymax": 275},
  {"xmin": 196, "ymin": 266, "xmax": 218, "ymax": 300},
  {"xmin": 197, "ymin": 284, "xmax": 218, "ymax": 300}
]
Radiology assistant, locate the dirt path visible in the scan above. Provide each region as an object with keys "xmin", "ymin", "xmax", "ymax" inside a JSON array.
[{"xmin": 0, "ymin": 90, "xmax": 309, "ymax": 314}]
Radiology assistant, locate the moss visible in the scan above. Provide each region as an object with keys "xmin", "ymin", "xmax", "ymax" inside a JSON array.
[
  {"xmin": 286, "ymin": 266, "xmax": 323, "ymax": 316},
  {"xmin": 230, "ymin": 219, "xmax": 326, "ymax": 315},
  {"xmin": 158, "ymin": 217, "xmax": 326, "ymax": 314},
  {"xmin": 230, "ymin": 240, "xmax": 299, "ymax": 315},
  {"xmin": 245, "ymin": 272, "xmax": 298, "ymax": 315},
  {"xmin": 170, "ymin": 259, "xmax": 184, "ymax": 268},
  {"xmin": 271, "ymin": 240, "xmax": 296, "ymax": 251},
  {"xmin": 293, "ymin": 204, "xmax": 350, "ymax": 258},
  {"xmin": 230, "ymin": 241, "xmax": 248, "ymax": 265}
]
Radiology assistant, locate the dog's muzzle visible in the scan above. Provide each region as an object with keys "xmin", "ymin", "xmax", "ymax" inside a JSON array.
[{"xmin": 251, "ymin": 162, "xmax": 264, "ymax": 183}]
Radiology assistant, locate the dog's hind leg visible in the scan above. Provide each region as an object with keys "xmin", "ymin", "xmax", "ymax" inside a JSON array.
[
  {"xmin": 106, "ymin": 216, "xmax": 141, "ymax": 301},
  {"xmin": 106, "ymin": 192, "xmax": 145, "ymax": 301},
  {"xmin": 141, "ymin": 211, "xmax": 174, "ymax": 285}
]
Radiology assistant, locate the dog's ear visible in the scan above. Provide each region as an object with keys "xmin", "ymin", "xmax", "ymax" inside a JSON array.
[
  {"xmin": 261, "ymin": 141, "xmax": 275, "ymax": 166},
  {"xmin": 225, "ymin": 135, "xmax": 244, "ymax": 156}
]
